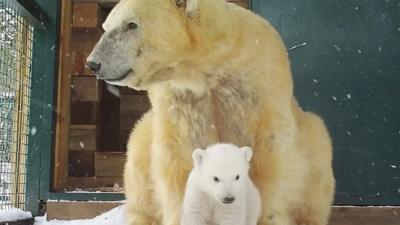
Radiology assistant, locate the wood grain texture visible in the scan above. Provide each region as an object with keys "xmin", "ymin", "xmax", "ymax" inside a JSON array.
[
  {"xmin": 70, "ymin": 101, "xmax": 98, "ymax": 125},
  {"xmin": 71, "ymin": 28, "xmax": 102, "ymax": 51},
  {"xmin": 54, "ymin": 0, "xmax": 73, "ymax": 191},
  {"xmin": 120, "ymin": 94, "xmax": 150, "ymax": 116},
  {"xmin": 47, "ymin": 202, "xmax": 122, "ymax": 220},
  {"xmin": 94, "ymin": 152, "xmax": 126, "ymax": 177},
  {"xmin": 45, "ymin": 205, "xmax": 400, "ymax": 224},
  {"xmin": 72, "ymin": 3, "xmax": 101, "ymax": 28},
  {"xmin": 98, "ymin": 82, "xmax": 121, "ymax": 151},
  {"xmin": 68, "ymin": 151, "xmax": 95, "ymax": 177},
  {"xmin": 72, "ymin": 51, "xmax": 92, "ymax": 75},
  {"xmin": 329, "ymin": 206, "xmax": 400, "ymax": 225},
  {"xmin": 69, "ymin": 125, "xmax": 97, "ymax": 151},
  {"xmin": 66, "ymin": 176, "xmax": 123, "ymax": 189},
  {"xmin": 71, "ymin": 76, "xmax": 99, "ymax": 102}
]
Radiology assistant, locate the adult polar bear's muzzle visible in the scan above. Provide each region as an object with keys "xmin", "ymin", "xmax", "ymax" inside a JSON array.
[{"xmin": 86, "ymin": 28, "xmax": 136, "ymax": 85}]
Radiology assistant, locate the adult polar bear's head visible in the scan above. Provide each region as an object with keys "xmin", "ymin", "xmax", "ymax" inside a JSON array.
[{"xmin": 87, "ymin": 0, "xmax": 237, "ymax": 90}]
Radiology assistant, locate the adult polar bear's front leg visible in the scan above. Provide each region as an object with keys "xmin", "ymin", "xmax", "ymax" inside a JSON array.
[
  {"xmin": 247, "ymin": 103, "xmax": 309, "ymax": 225},
  {"xmin": 150, "ymin": 115, "xmax": 194, "ymax": 225},
  {"xmin": 124, "ymin": 112, "xmax": 160, "ymax": 225},
  {"xmin": 151, "ymin": 139, "xmax": 193, "ymax": 225}
]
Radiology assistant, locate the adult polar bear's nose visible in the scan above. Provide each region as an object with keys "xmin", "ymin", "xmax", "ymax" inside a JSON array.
[{"xmin": 86, "ymin": 61, "xmax": 101, "ymax": 74}]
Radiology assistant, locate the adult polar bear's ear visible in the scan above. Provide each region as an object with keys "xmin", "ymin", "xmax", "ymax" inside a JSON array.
[
  {"xmin": 176, "ymin": 0, "xmax": 199, "ymax": 17},
  {"xmin": 192, "ymin": 148, "xmax": 204, "ymax": 167},
  {"xmin": 240, "ymin": 146, "xmax": 253, "ymax": 162}
]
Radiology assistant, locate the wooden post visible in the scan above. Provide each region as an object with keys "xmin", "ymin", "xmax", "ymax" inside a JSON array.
[{"xmin": 53, "ymin": 0, "xmax": 73, "ymax": 191}]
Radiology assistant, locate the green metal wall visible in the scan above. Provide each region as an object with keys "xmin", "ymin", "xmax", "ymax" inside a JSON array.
[
  {"xmin": 252, "ymin": 0, "xmax": 400, "ymax": 205},
  {"xmin": 25, "ymin": 0, "xmax": 59, "ymax": 215}
]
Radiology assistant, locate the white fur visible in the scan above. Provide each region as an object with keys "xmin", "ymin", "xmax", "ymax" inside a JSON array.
[
  {"xmin": 185, "ymin": 0, "xmax": 199, "ymax": 16},
  {"xmin": 181, "ymin": 144, "xmax": 261, "ymax": 225}
]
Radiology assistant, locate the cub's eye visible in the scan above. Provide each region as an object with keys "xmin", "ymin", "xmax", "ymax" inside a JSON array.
[
  {"xmin": 213, "ymin": 177, "xmax": 220, "ymax": 183},
  {"xmin": 235, "ymin": 175, "xmax": 240, "ymax": 180},
  {"xmin": 128, "ymin": 22, "xmax": 138, "ymax": 30}
]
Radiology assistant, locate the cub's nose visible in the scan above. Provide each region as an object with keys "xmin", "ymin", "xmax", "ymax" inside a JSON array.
[
  {"xmin": 222, "ymin": 196, "xmax": 235, "ymax": 204},
  {"xmin": 86, "ymin": 61, "xmax": 101, "ymax": 74}
]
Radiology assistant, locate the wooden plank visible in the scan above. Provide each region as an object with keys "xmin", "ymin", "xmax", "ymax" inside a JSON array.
[
  {"xmin": 46, "ymin": 205, "xmax": 400, "ymax": 223},
  {"xmin": 70, "ymin": 101, "xmax": 98, "ymax": 124},
  {"xmin": 72, "ymin": 3, "xmax": 102, "ymax": 28},
  {"xmin": 120, "ymin": 94, "xmax": 150, "ymax": 116},
  {"xmin": 53, "ymin": 0, "xmax": 73, "ymax": 191},
  {"xmin": 69, "ymin": 125, "xmax": 97, "ymax": 151},
  {"xmin": 71, "ymin": 76, "xmax": 99, "ymax": 102},
  {"xmin": 98, "ymin": 82, "xmax": 120, "ymax": 151},
  {"xmin": 72, "ymin": 51, "xmax": 92, "ymax": 76},
  {"xmin": 47, "ymin": 202, "xmax": 122, "ymax": 220},
  {"xmin": 94, "ymin": 152, "xmax": 126, "ymax": 177},
  {"xmin": 66, "ymin": 176, "xmax": 123, "ymax": 189},
  {"xmin": 329, "ymin": 206, "xmax": 400, "ymax": 225},
  {"xmin": 68, "ymin": 151, "xmax": 94, "ymax": 177},
  {"xmin": 71, "ymin": 28, "xmax": 102, "ymax": 51}
]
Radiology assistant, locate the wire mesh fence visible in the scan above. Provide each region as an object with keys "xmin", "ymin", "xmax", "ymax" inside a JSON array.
[{"xmin": 0, "ymin": 0, "xmax": 34, "ymax": 210}]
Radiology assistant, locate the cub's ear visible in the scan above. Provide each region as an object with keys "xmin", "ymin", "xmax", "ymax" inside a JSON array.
[
  {"xmin": 192, "ymin": 148, "xmax": 204, "ymax": 167},
  {"xmin": 240, "ymin": 146, "xmax": 253, "ymax": 162},
  {"xmin": 176, "ymin": 0, "xmax": 199, "ymax": 17}
]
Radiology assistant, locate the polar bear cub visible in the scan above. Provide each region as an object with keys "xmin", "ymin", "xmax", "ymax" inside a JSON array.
[{"xmin": 181, "ymin": 143, "xmax": 261, "ymax": 225}]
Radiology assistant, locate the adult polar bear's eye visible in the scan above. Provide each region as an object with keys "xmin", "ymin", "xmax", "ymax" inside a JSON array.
[
  {"xmin": 235, "ymin": 175, "xmax": 240, "ymax": 180},
  {"xmin": 128, "ymin": 22, "xmax": 138, "ymax": 30},
  {"xmin": 213, "ymin": 177, "xmax": 220, "ymax": 183}
]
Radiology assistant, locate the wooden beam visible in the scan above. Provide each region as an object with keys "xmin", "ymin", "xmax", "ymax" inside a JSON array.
[
  {"xmin": 68, "ymin": 151, "xmax": 95, "ymax": 177},
  {"xmin": 329, "ymin": 206, "xmax": 400, "ymax": 225},
  {"xmin": 53, "ymin": 0, "xmax": 73, "ymax": 191},
  {"xmin": 72, "ymin": 51, "xmax": 92, "ymax": 75},
  {"xmin": 71, "ymin": 76, "xmax": 99, "ymax": 102},
  {"xmin": 94, "ymin": 152, "xmax": 126, "ymax": 177},
  {"xmin": 47, "ymin": 202, "xmax": 122, "ymax": 220},
  {"xmin": 44, "ymin": 205, "xmax": 400, "ymax": 224},
  {"xmin": 69, "ymin": 125, "xmax": 97, "ymax": 151},
  {"xmin": 72, "ymin": 3, "xmax": 104, "ymax": 28},
  {"xmin": 66, "ymin": 176, "xmax": 123, "ymax": 190}
]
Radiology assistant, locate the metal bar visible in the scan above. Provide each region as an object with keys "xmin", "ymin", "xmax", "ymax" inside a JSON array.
[{"xmin": 3, "ymin": 0, "xmax": 48, "ymax": 27}]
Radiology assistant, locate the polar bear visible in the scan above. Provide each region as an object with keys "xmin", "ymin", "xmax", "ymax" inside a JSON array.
[
  {"xmin": 181, "ymin": 144, "xmax": 261, "ymax": 225},
  {"xmin": 86, "ymin": 0, "xmax": 335, "ymax": 225}
]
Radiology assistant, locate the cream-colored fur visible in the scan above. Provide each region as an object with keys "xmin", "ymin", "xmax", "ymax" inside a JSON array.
[{"xmin": 96, "ymin": 0, "xmax": 337, "ymax": 225}]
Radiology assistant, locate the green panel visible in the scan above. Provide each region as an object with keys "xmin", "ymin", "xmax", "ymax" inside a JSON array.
[
  {"xmin": 26, "ymin": 0, "xmax": 60, "ymax": 215},
  {"xmin": 48, "ymin": 192, "xmax": 125, "ymax": 202},
  {"xmin": 252, "ymin": 0, "xmax": 400, "ymax": 205}
]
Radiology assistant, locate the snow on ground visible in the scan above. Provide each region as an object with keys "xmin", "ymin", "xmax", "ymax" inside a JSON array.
[
  {"xmin": 0, "ymin": 208, "xmax": 32, "ymax": 222},
  {"xmin": 34, "ymin": 204, "xmax": 127, "ymax": 225}
]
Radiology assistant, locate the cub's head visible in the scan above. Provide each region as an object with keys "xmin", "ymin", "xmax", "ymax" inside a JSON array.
[
  {"xmin": 86, "ymin": 0, "xmax": 233, "ymax": 90},
  {"xmin": 192, "ymin": 144, "xmax": 253, "ymax": 205}
]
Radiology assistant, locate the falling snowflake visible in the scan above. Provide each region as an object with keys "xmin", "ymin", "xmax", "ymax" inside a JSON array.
[{"xmin": 30, "ymin": 126, "xmax": 37, "ymax": 135}]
